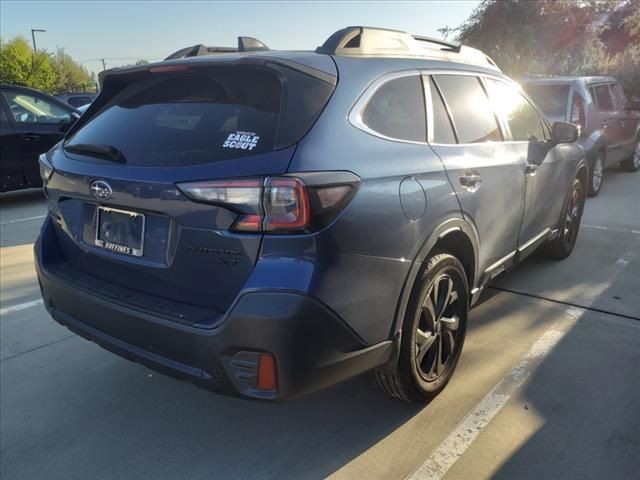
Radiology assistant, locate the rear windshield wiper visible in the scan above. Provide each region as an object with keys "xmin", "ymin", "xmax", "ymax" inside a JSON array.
[{"xmin": 63, "ymin": 143, "xmax": 127, "ymax": 163}]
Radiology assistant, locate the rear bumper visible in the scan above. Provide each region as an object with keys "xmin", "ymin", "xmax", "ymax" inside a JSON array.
[{"xmin": 35, "ymin": 218, "xmax": 393, "ymax": 401}]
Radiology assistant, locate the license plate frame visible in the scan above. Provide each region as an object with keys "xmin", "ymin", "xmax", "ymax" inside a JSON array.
[{"xmin": 95, "ymin": 206, "xmax": 145, "ymax": 257}]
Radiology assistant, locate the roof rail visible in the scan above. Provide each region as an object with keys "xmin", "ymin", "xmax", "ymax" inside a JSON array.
[
  {"xmin": 316, "ymin": 26, "xmax": 499, "ymax": 71},
  {"xmin": 164, "ymin": 36, "xmax": 269, "ymax": 60}
]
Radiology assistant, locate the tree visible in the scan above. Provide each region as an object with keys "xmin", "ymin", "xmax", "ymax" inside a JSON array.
[
  {"xmin": 0, "ymin": 36, "xmax": 56, "ymax": 92},
  {"xmin": 135, "ymin": 58, "xmax": 149, "ymax": 65},
  {"xmin": 51, "ymin": 47, "xmax": 92, "ymax": 92},
  {"xmin": 455, "ymin": 0, "xmax": 639, "ymax": 97}
]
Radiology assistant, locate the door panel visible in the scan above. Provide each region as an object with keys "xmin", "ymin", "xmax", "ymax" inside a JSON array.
[
  {"xmin": 428, "ymin": 74, "xmax": 525, "ymax": 277},
  {"xmin": 0, "ymin": 102, "xmax": 22, "ymax": 191},
  {"xmin": 430, "ymin": 143, "xmax": 525, "ymax": 274},
  {"xmin": 483, "ymin": 78, "xmax": 566, "ymax": 247},
  {"xmin": 2, "ymin": 89, "xmax": 73, "ymax": 188},
  {"xmin": 591, "ymin": 84, "xmax": 626, "ymax": 163}
]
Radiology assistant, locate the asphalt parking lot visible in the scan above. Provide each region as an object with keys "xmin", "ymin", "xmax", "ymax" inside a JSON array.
[{"xmin": 1, "ymin": 168, "xmax": 639, "ymax": 480}]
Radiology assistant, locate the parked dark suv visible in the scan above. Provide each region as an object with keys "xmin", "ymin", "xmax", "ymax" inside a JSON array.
[
  {"xmin": 523, "ymin": 76, "xmax": 640, "ymax": 196},
  {"xmin": 1, "ymin": 84, "xmax": 79, "ymax": 192},
  {"xmin": 35, "ymin": 27, "xmax": 587, "ymax": 402}
]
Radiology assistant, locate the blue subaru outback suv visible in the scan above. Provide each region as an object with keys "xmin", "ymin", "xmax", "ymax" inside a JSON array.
[{"xmin": 35, "ymin": 27, "xmax": 587, "ymax": 402}]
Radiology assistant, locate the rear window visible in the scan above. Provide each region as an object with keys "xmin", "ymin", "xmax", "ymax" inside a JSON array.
[
  {"xmin": 65, "ymin": 65, "xmax": 334, "ymax": 166},
  {"xmin": 524, "ymin": 84, "xmax": 570, "ymax": 118}
]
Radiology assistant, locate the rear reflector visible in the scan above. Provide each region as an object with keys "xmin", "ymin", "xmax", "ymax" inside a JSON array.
[{"xmin": 257, "ymin": 353, "xmax": 277, "ymax": 391}]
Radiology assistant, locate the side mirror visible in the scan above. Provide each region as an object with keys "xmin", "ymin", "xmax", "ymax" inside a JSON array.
[
  {"xmin": 624, "ymin": 100, "xmax": 640, "ymax": 111},
  {"xmin": 552, "ymin": 121, "xmax": 579, "ymax": 144}
]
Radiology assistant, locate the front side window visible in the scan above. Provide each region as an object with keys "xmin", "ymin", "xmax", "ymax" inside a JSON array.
[
  {"xmin": 485, "ymin": 79, "xmax": 545, "ymax": 142},
  {"xmin": 361, "ymin": 75, "xmax": 426, "ymax": 142},
  {"xmin": 2, "ymin": 91, "xmax": 71, "ymax": 125},
  {"xmin": 591, "ymin": 85, "xmax": 614, "ymax": 111},
  {"xmin": 433, "ymin": 74, "xmax": 501, "ymax": 144}
]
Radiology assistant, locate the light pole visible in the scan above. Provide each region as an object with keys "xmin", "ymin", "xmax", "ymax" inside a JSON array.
[{"xmin": 31, "ymin": 28, "xmax": 46, "ymax": 68}]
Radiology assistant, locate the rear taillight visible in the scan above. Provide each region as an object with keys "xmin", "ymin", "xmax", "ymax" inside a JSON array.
[
  {"xmin": 570, "ymin": 94, "xmax": 585, "ymax": 134},
  {"xmin": 177, "ymin": 173, "xmax": 359, "ymax": 234},
  {"xmin": 39, "ymin": 154, "xmax": 54, "ymax": 182}
]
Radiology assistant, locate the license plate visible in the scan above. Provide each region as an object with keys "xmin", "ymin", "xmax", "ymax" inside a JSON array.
[{"xmin": 95, "ymin": 207, "xmax": 145, "ymax": 257}]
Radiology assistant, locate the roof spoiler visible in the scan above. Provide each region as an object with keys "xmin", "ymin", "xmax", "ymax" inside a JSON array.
[{"xmin": 165, "ymin": 36, "xmax": 269, "ymax": 60}]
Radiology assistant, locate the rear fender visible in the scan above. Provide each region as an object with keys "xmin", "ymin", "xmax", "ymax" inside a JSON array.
[{"xmin": 384, "ymin": 217, "xmax": 479, "ymax": 364}]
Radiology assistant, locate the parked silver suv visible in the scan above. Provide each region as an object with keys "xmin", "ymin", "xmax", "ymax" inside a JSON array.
[{"xmin": 523, "ymin": 76, "xmax": 640, "ymax": 196}]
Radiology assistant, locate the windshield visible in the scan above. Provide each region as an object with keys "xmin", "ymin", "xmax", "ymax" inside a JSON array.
[
  {"xmin": 65, "ymin": 65, "xmax": 334, "ymax": 167},
  {"xmin": 524, "ymin": 84, "xmax": 570, "ymax": 118}
]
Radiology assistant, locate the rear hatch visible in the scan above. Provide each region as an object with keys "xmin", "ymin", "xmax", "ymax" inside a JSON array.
[{"xmin": 43, "ymin": 57, "xmax": 336, "ymax": 322}]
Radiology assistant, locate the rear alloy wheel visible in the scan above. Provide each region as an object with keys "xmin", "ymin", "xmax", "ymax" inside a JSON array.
[
  {"xmin": 588, "ymin": 154, "xmax": 604, "ymax": 197},
  {"xmin": 621, "ymin": 142, "xmax": 640, "ymax": 172},
  {"xmin": 372, "ymin": 253, "xmax": 468, "ymax": 402},
  {"xmin": 542, "ymin": 178, "xmax": 584, "ymax": 259}
]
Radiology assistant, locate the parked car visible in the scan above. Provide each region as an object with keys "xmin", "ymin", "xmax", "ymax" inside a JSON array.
[
  {"xmin": 523, "ymin": 76, "xmax": 640, "ymax": 196},
  {"xmin": 35, "ymin": 27, "xmax": 587, "ymax": 403},
  {"xmin": 54, "ymin": 92, "xmax": 97, "ymax": 109},
  {"xmin": 1, "ymin": 84, "xmax": 80, "ymax": 192}
]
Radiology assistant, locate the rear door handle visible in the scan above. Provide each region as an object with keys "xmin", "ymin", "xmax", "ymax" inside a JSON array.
[
  {"xmin": 20, "ymin": 133, "xmax": 40, "ymax": 142},
  {"xmin": 459, "ymin": 172, "xmax": 482, "ymax": 191}
]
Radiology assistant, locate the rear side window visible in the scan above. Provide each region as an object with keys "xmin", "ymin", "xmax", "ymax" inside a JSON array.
[
  {"xmin": 485, "ymin": 79, "xmax": 544, "ymax": 142},
  {"xmin": 66, "ymin": 65, "xmax": 334, "ymax": 166},
  {"xmin": 361, "ymin": 75, "xmax": 426, "ymax": 142},
  {"xmin": 524, "ymin": 84, "xmax": 570, "ymax": 118},
  {"xmin": 427, "ymin": 76, "xmax": 456, "ymax": 144},
  {"xmin": 609, "ymin": 83, "xmax": 627, "ymax": 110},
  {"xmin": 591, "ymin": 85, "xmax": 614, "ymax": 111},
  {"xmin": 433, "ymin": 75, "xmax": 502, "ymax": 144}
]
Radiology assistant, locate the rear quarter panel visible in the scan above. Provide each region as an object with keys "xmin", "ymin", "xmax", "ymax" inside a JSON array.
[{"xmin": 273, "ymin": 58, "xmax": 464, "ymax": 344}]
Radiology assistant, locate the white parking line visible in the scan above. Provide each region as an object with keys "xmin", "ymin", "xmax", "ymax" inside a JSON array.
[
  {"xmin": 407, "ymin": 307, "xmax": 582, "ymax": 480},
  {"xmin": 582, "ymin": 224, "xmax": 640, "ymax": 235},
  {"xmin": 0, "ymin": 215, "xmax": 46, "ymax": 226},
  {"xmin": 0, "ymin": 299, "xmax": 44, "ymax": 316}
]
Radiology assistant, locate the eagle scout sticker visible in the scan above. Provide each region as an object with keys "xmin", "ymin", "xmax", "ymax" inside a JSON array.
[{"xmin": 222, "ymin": 131, "xmax": 260, "ymax": 151}]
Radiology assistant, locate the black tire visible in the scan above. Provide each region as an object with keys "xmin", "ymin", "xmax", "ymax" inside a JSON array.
[
  {"xmin": 372, "ymin": 253, "xmax": 468, "ymax": 403},
  {"xmin": 542, "ymin": 178, "xmax": 584, "ymax": 260},
  {"xmin": 587, "ymin": 152, "xmax": 604, "ymax": 197},
  {"xmin": 620, "ymin": 142, "xmax": 640, "ymax": 172}
]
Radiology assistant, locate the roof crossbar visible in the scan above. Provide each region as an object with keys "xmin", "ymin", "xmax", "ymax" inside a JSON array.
[{"xmin": 164, "ymin": 36, "xmax": 269, "ymax": 60}]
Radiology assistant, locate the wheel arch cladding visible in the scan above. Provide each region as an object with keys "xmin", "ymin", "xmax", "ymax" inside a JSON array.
[{"xmin": 431, "ymin": 230, "xmax": 476, "ymax": 292}]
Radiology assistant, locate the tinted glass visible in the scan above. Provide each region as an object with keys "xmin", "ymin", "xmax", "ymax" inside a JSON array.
[
  {"xmin": 524, "ymin": 84, "xmax": 570, "ymax": 118},
  {"xmin": 362, "ymin": 75, "xmax": 426, "ymax": 142},
  {"xmin": 486, "ymin": 79, "xmax": 544, "ymax": 142},
  {"xmin": 68, "ymin": 97, "xmax": 92, "ymax": 107},
  {"xmin": 66, "ymin": 66, "xmax": 334, "ymax": 167},
  {"xmin": 428, "ymin": 76, "xmax": 456, "ymax": 144},
  {"xmin": 434, "ymin": 75, "xmax": 501, "ymax": 143},
  {"xmin": 609, "ymin": 83, "xmax": 627, "ymax": 110},
  {"xmin": 592, "ymin": 85, "xmax": 614, "ymax": 111},
  {"xmin": 3, "ymin": 91, "xmax": 71, "ymax": 125}
]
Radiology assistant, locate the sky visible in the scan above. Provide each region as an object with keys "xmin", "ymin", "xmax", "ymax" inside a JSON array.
[{"xmin": 0, "ymin": 0, "xmax": 480, "ymax": 74}]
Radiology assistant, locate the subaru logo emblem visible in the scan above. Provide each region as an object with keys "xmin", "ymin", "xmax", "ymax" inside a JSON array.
[{"xmin": 90, "ymin": 180, "xmax": 112, "ymax": 201}]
